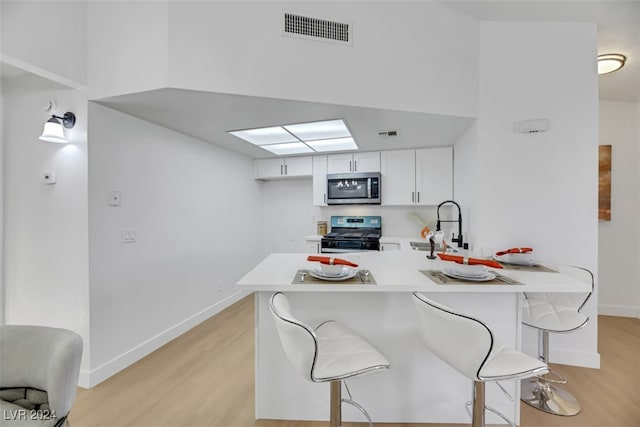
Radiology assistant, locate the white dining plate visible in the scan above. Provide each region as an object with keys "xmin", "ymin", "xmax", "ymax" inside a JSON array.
[
  {"xmin": 309, "ymin": 267, "xmax": 358, "ymax": 281},
  {"xmin": 442, "ymin": 264, "xmax": 488, "ymax": 278},
  {"xmin": 442, "ymin": 269, "xmax": 497, "ymax": 282},
  {"xmin": 494, "ymin": 254, "xmax": 537, "ymax": 266}
]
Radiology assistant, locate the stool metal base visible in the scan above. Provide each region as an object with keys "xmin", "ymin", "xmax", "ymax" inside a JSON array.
[
  {"xmin": 521, "ymin": 377, "xmax": 581, "ymax": 416},
  {"xmin": 330, "ymin": 380, "xmax": 374, "ymax": 427}
]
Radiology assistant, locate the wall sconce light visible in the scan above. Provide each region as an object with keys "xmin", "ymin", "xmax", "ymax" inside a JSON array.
[
  {"xmin": 597, "ymin": 54, "xmax": 626, "ymax": 75},
  {"xmin": 39, "ymin": 112, "xmax": 76, "ymax": 143}
]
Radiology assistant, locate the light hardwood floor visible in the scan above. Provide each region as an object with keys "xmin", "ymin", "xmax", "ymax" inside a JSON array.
[{"xmin": 69, "ymin": 295, "xmax": 639, "ymax": 427}]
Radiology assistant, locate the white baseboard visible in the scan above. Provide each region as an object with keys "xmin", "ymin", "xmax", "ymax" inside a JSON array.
[
  {"xmin": 78, "ymin": 290, "xmax": 251, "ymax": 389},
  {"xmin": 598, "ymin": 303, "xmax": 640, "ymax": 318}
]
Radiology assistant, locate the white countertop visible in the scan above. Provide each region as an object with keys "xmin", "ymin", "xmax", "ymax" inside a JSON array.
[{"xmin": 236, "ymin": 251, "xmax": 591, "ymax": 293}]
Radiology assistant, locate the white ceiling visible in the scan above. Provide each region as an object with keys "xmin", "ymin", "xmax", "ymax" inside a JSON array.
[
  {"xmin": 0, "ymin": 63, "xmax": 27, "ymax": 79},
  {"xmin": 2, "ymin": 1, "xmax": 637, "ymax": 158},
  {"xmin": 94, "ymin": 89, "xmax": 476, "ymax": 159}
]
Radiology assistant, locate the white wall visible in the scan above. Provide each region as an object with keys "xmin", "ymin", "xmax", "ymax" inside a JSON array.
[
  {"xmin": 166, "ymin": 1, "xmax": 479, "ymax": 117},
  {"xmin": 2, "ymin": 75, "xmax": 90, "ymax": 370},
  {"xmin": 598, "ymin": 100, "xmax": 640, "ymax": 317},
  {"xmin": 1, "ymin": 0, "xmax": 87, "ymax": 86},
  {"xmin": 462, "ymin": 22, "xmax": 600, "ymax": 367},
  {"xmin": 87, "ymin": 0, "xmax": 169, "ymax": 99},
  {"xmin": 87, "ymin": 103, "xmax": 264, "ymax": 386},
  {"xmin": 260, "ymin": 179, "xmax": 317, "ymax": 253},
  {"xmin": 451, "ymin": 123, "xmax": 478, "ymax": 245}
]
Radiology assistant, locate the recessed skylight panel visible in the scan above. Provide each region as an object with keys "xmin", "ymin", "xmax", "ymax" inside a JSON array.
[
  {"xmin": 227, "ymin": 119, "xmax": 357, "ymax": 155},
  {"xmin": 261, "ymin": 142, "xmax": 314, "ymax": 155},
  {"xmin": 228, "ymin": 126, "xmax": 298, "ymax": 145},
  {"xmin": 284, "ymin": 119, "xmax": 351, "ymax": 141},
  {"xmin": 305, "ymin": 137, "xmax": 358, "ymax": 152}
]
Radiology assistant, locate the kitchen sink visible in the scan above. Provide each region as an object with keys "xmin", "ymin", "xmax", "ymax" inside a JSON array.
[{"xmin": 410, "ymin": 241, "xmax": 459, "ymax": 253}]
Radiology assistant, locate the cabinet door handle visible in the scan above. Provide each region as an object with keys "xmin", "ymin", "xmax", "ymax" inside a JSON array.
[
  {"xmin": 285, "ymin": 164, "xmax": 288, "ymax": 175},
  {"xmin": 354, "ymin": 160, "xmax": 357, "ymax": 171},
  {"xmin": 280, "ymin": 165, "xmax": 284, "ymax": 175},
  {"xmin": 412, "ymin": 192, "xmax": 415, "ymax": 203},
  {"xmin": 417, "ymin": 192, "xmax": 420, "ymax": 203},
  {"xmin": 349, "ymin": 160, "xmax": 353, "ymax": 172},
  {"xmin": 324, "ymin": 193, "xmax": 327, "ymax": 204}
]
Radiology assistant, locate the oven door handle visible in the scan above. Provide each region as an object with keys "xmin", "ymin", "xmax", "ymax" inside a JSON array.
[{"xmin": 320, "ymin": 248, "xmax": 371, "ymax": 253}]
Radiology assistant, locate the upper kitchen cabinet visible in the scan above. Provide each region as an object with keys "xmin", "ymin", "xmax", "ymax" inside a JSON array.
[
  {"xmin": 312, "ymin": 156, "xmax": 328, "ymax": 206},
  {"xmin": 327, "ymin": 152, "xmax": 381, "ymax": 174},
  {"xmin": 381, "ymin": 147, "xmax": 453, "ymax": 206},
  {"xmin": 254, "ymin": 157, "xmax": 313, "ymax": 180}
]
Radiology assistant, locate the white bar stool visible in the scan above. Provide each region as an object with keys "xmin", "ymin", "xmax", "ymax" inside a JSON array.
[
  {"xmin": 412, "ymin": 292, "xmax": 548, "ymax": 427},
  {"xmin": 520, "ymin": 265, "xmax": 595, "ymax": 416},
  {"xmin": 269, "ymin": 292, "xmax": 390, "ymax": 427}
]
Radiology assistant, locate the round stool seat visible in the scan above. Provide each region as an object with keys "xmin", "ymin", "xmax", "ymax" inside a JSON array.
[
  {"xmin": 523, "ymin": 296, "xmax": 589, "ymax": 332},
  {"xmin": 479, "ymin": 345, "xmax": 548, "ymax": 381},
  {"xmin": 314, "ymin": 320, "xmax": 390, "ymax": 381}
]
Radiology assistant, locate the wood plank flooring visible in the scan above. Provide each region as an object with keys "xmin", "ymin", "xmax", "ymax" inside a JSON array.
[{"xmin": 69, "ymin": 295, "xmax": 639, "ymax": 427}]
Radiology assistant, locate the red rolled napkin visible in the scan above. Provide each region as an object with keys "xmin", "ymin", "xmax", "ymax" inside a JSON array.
[
  {"xmin": 437, "ymin": 253, "xmax": 503, "ymax": 269},
  {"xmin": 307, "ymin": 255, "xmax": 359, "ymax": 268},
  {"xmin": 495, "ymin": 247, "xmax": 533, "ymax": 256}
]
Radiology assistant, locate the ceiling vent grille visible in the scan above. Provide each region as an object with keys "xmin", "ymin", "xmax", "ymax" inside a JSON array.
[{"xmin": 283, "ymin": 13, "xmax": 351, "ymax": 45}]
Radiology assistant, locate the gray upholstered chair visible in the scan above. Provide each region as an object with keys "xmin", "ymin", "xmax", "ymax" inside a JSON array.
[
  {"xmin": 0, "ymin": 325, "xmax": 83, "ymax": 427},
  {"xmin": 412, "ymin": 292, "xmax": 548, "ymax": 427},
  {"xmin": 520, "ymin": 265, "xmax": 595, "ymax": 416},
  {"xmin": 269, "ymin": 292, "xmax": 390, "ymax": 427}
]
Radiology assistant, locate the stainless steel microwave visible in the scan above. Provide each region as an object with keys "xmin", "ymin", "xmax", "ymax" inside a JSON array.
[{"xmin": 327, "ymin": 172, "xmax": 381, "ymax": 205}]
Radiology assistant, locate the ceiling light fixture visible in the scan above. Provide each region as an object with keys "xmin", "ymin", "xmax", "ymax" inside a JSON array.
[
  {"xmin": 597, "ymin": 54, "xmax": 626, "ymax": 75},
  {"xmin": 227, "ymin": 119, "xmax": 358, "ymax": 155},
  {"xmin": 39, "ymin": 111, "xmax": 76, "ymax": 143}
]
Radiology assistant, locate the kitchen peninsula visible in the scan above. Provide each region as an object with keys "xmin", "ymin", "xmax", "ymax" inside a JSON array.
[{"xmin": 236, "ymin": 251, "xmax": 591, "ymax": 424}]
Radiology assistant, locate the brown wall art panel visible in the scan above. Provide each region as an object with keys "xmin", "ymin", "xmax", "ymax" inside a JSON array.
[{"xmin": 599, "ymin": 144, "xmax": 612, "ymax": 221}]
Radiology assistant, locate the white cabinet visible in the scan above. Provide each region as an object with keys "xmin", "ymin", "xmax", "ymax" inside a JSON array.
[
  {"xmin": 327, "ymin": 152, "xmax": 380, "ymax": 174},
  {"xmin": 415, "ymin": 147, "xmax": 453, "ymax": 205},
  {"xmin": 255, "ymin": 156, "xmax": 312, "ymax": 179},
  {"xmin": 306, "ymin": 241, "xmax": 321, "ymax": 253},
  {"xmin": 381, "ymin": 147, "xmax": 453, "ymax": 206},
  {"xmin": 312, "ymin": 156, "xmax": 328, "ymax": 206},
  {"xmin": 380, "ymin": 150, "xmax": 416, "ymax": 205}
]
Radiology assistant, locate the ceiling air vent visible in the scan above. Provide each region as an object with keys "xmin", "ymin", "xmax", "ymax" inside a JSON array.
[
  {"xmin": 283, "ymin": 13, "xmax": 352, "ymax": 46},
  {"xmin": 378, "ymin": 130, "xmax": 399, "ymax": 137}
]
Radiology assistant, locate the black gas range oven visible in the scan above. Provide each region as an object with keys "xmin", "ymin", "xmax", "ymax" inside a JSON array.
[{"xmin": 320, "ymin": 216, "xmax": 382, "ymax": 253}]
